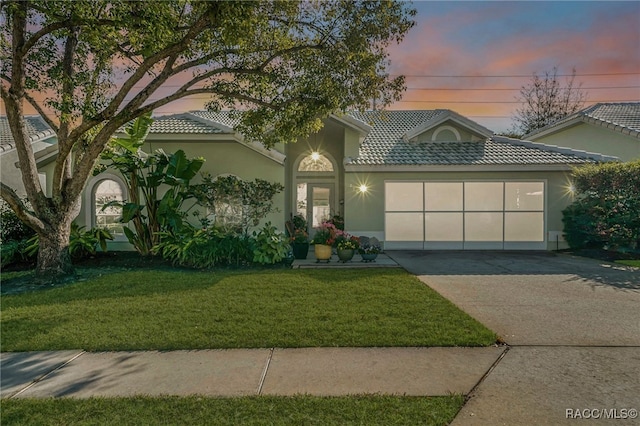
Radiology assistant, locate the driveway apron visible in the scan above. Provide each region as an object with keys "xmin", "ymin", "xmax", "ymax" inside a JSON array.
[{"xmin": 388, "ymin": 250, "xmax": 640, "ymax": 425}]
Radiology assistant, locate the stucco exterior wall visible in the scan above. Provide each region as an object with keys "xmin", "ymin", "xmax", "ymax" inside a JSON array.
[
  {"xmin": 145, "ymin": 138, "xmax": 286, "ymax": 230},
  {"xmin": 344, "ymin": 169, "xmax": 576, "ymax": 250},
  {"xmin": 530, "ymin": 123, "xmax": 640, "ymax": 162},
  {"xmin": 80, "ymin": 137, "xmax": 286, "ymax": 251}
]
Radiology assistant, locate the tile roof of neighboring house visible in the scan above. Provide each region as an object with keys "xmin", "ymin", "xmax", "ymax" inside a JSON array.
[
  {"xmin": 347, "ymin": 110, "xmax": 615, "ymax": 166},
  {"xmin": 525, "ymin": 102, "xmax": 640, "ymax": 139},
  {"xmin": 0, "ymin": 116, "xmax": 56, "ymax": 153}
]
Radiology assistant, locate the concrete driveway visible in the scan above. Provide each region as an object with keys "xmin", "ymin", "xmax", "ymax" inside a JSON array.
[{"xmin": 388, "ymin": 251, "xmax": 640, "ymax": 425}]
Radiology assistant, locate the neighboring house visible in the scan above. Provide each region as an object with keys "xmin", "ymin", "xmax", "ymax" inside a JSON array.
[
  {"xmin": 525, "ymin": 102, "xmax": 640, "ymax": 162},
  {"xmin": 2, "ymin": 109, "xmax": 619, "ymax": 251},
  {"xmin": 0, "ymin": 115, "xmax": 58, "ymax": 197}
]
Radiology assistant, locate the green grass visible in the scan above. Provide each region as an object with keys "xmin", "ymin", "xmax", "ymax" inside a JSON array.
[
  {"xmin": 1, "ymin": 395, "xmax": 464, "ymax": 426},
  {"xmin": 1, "ymin": 268, "xmax": 496, "ymax": 351},
  {"xmin": 616, "ymin": 259, "xmax": 640, "ymax": 267}
]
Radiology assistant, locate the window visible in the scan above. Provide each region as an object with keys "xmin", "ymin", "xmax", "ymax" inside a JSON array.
[
  {"xmin": 93, "ymin": 178, "xmax": 125, "ymax": 235},
  {"xmin": 298, "ymin": 153, "xmax": 334, "ymax": 172}
]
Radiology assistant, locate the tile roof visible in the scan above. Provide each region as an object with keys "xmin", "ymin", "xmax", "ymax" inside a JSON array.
[
  {"xmin": 190, "ymin": 110, "xmax": 241, "ymax": 130},
  {"xmin": 0, "ymin": 116, "xmax": 56, "ymax": 153},
  {"xmin": 346, "ymin": 110, "xmax": 613, "ymax": 166},
  {"xmin": 147, "ymin": 113, "xmax": 231, "ymax": 134},
  {"xmin": 526, "ymin": 102, "xmax": 640, "ymax": 139}
]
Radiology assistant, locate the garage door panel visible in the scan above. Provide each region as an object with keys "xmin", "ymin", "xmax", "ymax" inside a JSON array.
[
  {"xmin": 505, "ymin": 212, "xmax": 544, "ymax": 242},
  {"xmin": 385, "ymin": 212, "xmax": 423, "ymax": 241},
  {"xmin": 425, "ymin": 212, "xmax": 463, "ymax": 241},
  {"xmin": 465, "ymin": 212, "xmax": 503, "ymax": 241},
  {"xmin": 385, "ymin": 182, "xmax": 423, "ymax": 211},
  {"xmin": 465, "ymin": 182, "xmax": 504, "ymax": 211},
  {"xmin": 505, "ymin": 182, "xmax": 544, "ymax": 211},
  {"xmin": 425, "ymin": 182, "xmax": 463, "ymax": 211}
]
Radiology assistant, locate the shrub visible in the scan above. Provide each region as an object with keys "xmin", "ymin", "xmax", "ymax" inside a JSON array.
[
  {"xmin": 252, "ymin": 223, "xmax": 291, "ymax": 265},
  {"xmin": 154, "ymin": 226, "xmax": 254, "ymax": 268},
  {"xmin": 0, "ymin": 200, "xmax": 37, "ymax": 267},
  {"xmin": 563, "ymin": 161, "xmax": 640, "ymax": 250},
  {"xmin": 19, "ymin": 224, "xmax": 114, "ymax": 261},
  {"xmin": 0, "ymin": 199, "xmax": 35, "ymax": 243}
]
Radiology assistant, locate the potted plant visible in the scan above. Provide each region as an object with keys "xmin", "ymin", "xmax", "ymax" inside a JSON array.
[
  {"xmin": 335, "ymin": 231, "xmax": 359, "ymax": 262},
  {"xmin": 359, "ymin": 243, "xmax": 381, "ymax": 262},
  {"xmin": 290, "ymin": 229, "xmax": 310, "ymax": 259},
  {"xmin": 287, "ymin": 214, "xmax": 310, "ymax": 259},
  {"xmin": 311, "ymin": 221, "xmax": 336, "ymax": 262}
]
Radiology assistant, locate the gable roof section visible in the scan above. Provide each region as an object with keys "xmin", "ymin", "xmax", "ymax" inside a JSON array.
[
  {"xmin": 148, "ymin": 112, "xmax": 285, "ymax": 165},
  {"xmin": 345, "ymin": 110, "xmax": 616, "ymax": 168},
  {"xmin": 525, "ymin": 102, "xmax": 640, "ymax": 140},
  {"xmin": 403, "ymin": 109, "xmax": 493, "ymax": 141},
  {"xmin": 0, "ymin": 116, "xmax": 56, "ymax": 153}
]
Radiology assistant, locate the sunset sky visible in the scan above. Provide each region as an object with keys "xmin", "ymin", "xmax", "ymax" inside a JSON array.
[
  {"xmin": 4, "ymin": 1, "xmax": 640, "ymax": 134},
  {"xmin": 153, "ymin": 1, "xmax": 639, "ymax": 133},
  {"xmin": 382, "ymin": 0, "xmax": 640, "ymax": 132}
]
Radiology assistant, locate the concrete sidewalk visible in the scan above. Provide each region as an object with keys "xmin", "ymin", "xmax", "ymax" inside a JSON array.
[{"xmin": 1, "ymin": 347, "xmax": 505, "ymax": 399}]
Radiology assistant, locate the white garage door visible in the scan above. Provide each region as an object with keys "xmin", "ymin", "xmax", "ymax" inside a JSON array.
[{"xmin": 384, "ymin": 181, "xmax": 546, "ymax": 250}]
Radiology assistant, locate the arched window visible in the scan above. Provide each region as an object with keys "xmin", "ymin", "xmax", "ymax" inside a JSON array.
[
  {"xmin": 85, "ymin": 175, "xmax": 127, "ymax": 237},
  {"xmin": 298, "ymin": 152, "xmax": 334, "ymax": 172},
  {"xmin": 432, "ymin": 125, "xmax": 461, "ymax": 142},
  {"xmin": 94, "ymin": 179, "xmax": 125, "ymax": 235}
]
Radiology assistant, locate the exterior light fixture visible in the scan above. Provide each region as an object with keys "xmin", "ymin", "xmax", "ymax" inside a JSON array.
[
  {"xmin": 311, "ymin": 151, "xmax": 321, "ymax": 161},
  {"xmin": 358, "ymin": 184, "xmax": 368, "ymax": 193}
]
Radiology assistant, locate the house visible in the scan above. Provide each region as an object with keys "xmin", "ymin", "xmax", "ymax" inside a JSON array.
[
  {"xmin": 0, "ymin": 115, "xmax": 58, "ymax": 197},
  {"xmin": 525, "ymin": 102, "xmax": 640, "ymax": 162},
  {"xmin": 1, "ymin": 110, "xmax": 620, "ymax": 251}
]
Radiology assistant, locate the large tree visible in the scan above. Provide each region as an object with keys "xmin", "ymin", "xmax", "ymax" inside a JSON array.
[
  {"xmin": 511, "ymin": 67, "xmax": 587, "ymax": 137},
  {"xmin": 0, "ymin": 0, "xmax": 415, "ymax": 278}
]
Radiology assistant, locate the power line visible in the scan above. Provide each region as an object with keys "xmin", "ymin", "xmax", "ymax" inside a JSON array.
[
  {"xmin": 395, "ymin": 99, "xmax": 635, "ymax": 104},
  {"xmin": 405, "ymin": 86, "xmax": 640, "ymax": 91},
  {"xmin": 393, "ymin": 72, "xmax": 639, "ymax": 78}
]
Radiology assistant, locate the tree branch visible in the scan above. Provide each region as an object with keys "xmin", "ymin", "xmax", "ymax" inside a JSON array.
[{"xmin": 0, "ymin": 182, "xmax": 45, "ymax": 232}]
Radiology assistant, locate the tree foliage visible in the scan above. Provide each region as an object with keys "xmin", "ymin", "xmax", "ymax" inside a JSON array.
[
  {"xmin": 0, "ymin": 0, "xmax": 415, "ymax": 277},
  {"xmin": 562, "ymin": 161, "xmax": 640, "ymax": 251},
  {"xmin": 511, "ymin": 67, "xmax": 587, "ymax": 137}
]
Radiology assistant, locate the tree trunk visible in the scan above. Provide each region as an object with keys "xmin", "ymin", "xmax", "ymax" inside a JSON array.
[{"xmin": 34, "ymin": 215, "xmax": 75, "ymax": 280}]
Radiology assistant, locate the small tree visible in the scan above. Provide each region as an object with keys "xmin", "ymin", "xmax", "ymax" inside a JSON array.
[
  {"xmin": 191, "ymin": 174, "xmax": 284, "ymax": 235},
  {"xmin": 511, "ymin": 67, "xmax": 587, "ymax": 137}
]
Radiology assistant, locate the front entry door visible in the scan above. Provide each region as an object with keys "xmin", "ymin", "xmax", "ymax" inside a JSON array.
[{"xmin": 296, "ymin": 183, "xmax": 334, "ymax": 230}]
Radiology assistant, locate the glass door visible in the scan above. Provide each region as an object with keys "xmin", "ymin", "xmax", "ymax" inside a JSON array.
[{"xmin": 296, "ymin": 183, "xmax": 334, "ymax": 230}]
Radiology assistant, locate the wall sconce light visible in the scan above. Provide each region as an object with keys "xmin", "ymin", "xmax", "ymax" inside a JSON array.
[
  {"xmin": 357, "ymin": 184, "xmax": 368, "ymax": 193},
  {"xmin": 311, "ymin": 151, "xmax": 321, "ymax": 161}
]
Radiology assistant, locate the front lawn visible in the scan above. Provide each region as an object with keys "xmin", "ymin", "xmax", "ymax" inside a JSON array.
[
  {"xmin": 1, "ymin": 268, "xmax": 496, "ymax": 351},
  {"xmin": 1, "ymin": 395, "xmax": 464, "ymax": 426},
  {"xmin": 616, "ymin": 259, "xmax": 640, "ymax": 268}
]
